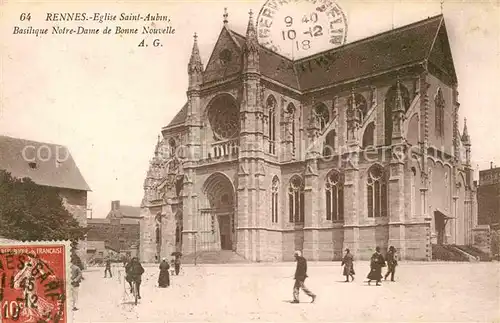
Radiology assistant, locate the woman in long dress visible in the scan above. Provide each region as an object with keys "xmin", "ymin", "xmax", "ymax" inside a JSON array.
[
  {"xmin": 367, "ymin": 246, "xmax": 386, "ymax": 286},
  {"xmin": 158, "ymin": 258, "xmax": 170, "ymax": 288}
]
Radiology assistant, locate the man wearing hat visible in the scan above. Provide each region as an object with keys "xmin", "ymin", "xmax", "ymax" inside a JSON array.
[
  {"xmin": 384, "ymin": 246, "xmax": 398, "ymax": 281},
  {"xmin": 341, "ymin": 248, "xmax": 355, "ymax": 282},
  {"xmin": 292, "ymin": 250, "xmax": 316, "ymax": 303}
]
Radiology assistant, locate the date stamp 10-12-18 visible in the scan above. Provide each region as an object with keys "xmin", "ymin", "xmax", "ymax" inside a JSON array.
[{"xmin": 0, "ymin": 241, "xmax": 71, "ymax": 323}]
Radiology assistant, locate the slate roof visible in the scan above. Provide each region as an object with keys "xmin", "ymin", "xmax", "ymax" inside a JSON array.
[
  {"xmin": 0, "ymin": 135, "xmax": 91, "ymax": 191},
  {"xmin": 164, "ymin": 14, "xmax": 447, "ymax": 128},
  {"xmin": 295, "ymin": 15, "xmax": 444, "ymax": 91}
]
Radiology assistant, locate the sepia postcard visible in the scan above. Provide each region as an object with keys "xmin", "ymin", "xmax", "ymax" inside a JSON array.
[{"xmin": 0, "ymin": 0, "xmax": 499, "ymax": 322}]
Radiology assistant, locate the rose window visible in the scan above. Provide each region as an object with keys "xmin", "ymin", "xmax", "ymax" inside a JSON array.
[{"xmin": 208, "ymin": 95, "xmax": 240, "ymax": 141}]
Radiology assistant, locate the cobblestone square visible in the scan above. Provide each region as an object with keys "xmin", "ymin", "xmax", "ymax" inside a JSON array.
[{"xmin": 73, "ymin": 262, "xmax": 499, "ymax": 322}]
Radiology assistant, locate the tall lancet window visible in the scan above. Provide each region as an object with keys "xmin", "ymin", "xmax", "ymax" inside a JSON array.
[
  {"xmin": 271, "ymin": 176, "xmax": 279, "ymax": 223},
  {"xmin": 435, "ymin": 88, "xmax": 445, "ymax": 137},
  {"xmin": 267, "ymin": 95, "xmax": 277, "ymax": 154},
  {"xmin": 367, "ymin": 165, "xmax": 388, "ymax": 218},
  {"xmin": 325, "ymin": 170, "xmax": 344, "ymax": 221},
  {"xmin": 286, "ymin": 103, "xmax": 296, "ymax": 153},
  {"xmin": 314, "ymin": 103, "xmax": 330, "ymax": 132},
  {"xmin": 288, "ymin": 175, "xmax": 304, "ymax": 223}
]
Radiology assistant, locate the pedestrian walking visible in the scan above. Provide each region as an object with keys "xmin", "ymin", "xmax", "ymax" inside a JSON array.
[
  {"xmin": 384, "ymin": 246, "xmax": 398, "ymax": 282},
  {"xmin": 104, "ymin": 259, "xmax": 112, "ymax": 278},
  {"xmin": 367, "ymin": 246, "xmax": 386, "ymax": 286},
  {"xmin": 158, "ymin": 258, "xmax": 170, "ymax": 288},
  {"xmin": 341, "ymin": 248, "xmax": 355, "ymax": 282},
  {"xmin": 292, "ymin": 250, "xmax": 316, "ymax": 304},
  {"xmin": 71, "ymin": 258, "xmax": 84, "ymax": 311},
  {"xmin": 174, "ymin": 255, "xmax": 181, "ymax": 275}
]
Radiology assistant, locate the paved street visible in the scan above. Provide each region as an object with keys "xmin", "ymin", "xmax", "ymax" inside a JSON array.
[{"xmin": 74, "ymin": 262, "xmax": 500, "ymax": 322}]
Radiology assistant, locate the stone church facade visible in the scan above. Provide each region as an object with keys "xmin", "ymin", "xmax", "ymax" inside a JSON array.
[{"xmin": 139, "ymin": 12, "xmax": 476, "ymax": 262}]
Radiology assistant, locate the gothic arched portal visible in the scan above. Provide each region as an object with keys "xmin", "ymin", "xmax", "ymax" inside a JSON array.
[{"xmin": 201, "ymin": 172, "xmax": 236, "ymax": 251}]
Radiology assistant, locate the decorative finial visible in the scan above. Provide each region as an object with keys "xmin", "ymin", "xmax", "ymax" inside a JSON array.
[
  {"xmin": 249, "ymin": 9, "xmax": 253, "ymax": 19},
  {"xmin": 193, "ymin": 32, "xmax": 198, "ymax": 41},
  {"xmin": 223, "ymin": 8, "xmax": 228, "ymax": 25},
  {"xmin": 440, "ymin": 0, "xmax": 444, "ymax": 14}
]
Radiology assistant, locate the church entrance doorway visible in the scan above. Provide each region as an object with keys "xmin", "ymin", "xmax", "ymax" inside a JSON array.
[
  {"xmin": 434, "ymin": 210, "xmax": 452, "ymax": 245},
  {"xmin": 201, "ymin": 173, "xmax": 236, "ymax": 252}
]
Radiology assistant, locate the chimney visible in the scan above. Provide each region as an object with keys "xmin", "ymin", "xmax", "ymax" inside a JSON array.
[
  {"xmin": 491, "ymin": 161, "xmax": 494, "ymax": 169},
  {"xmin": 111, "ymin": 200, "xmax": 120, "ymax": 211}
]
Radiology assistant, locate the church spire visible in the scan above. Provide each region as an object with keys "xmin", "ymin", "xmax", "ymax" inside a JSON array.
[
  {"xmin": 243, "ymin": 9, "xmax": 259, "ymax": 73},
  {"xmin": 188, "ymin": 33, "xmax": 203, "ymax": 74},
  {"xmin": 244, "ymin": 9, "xmax": 259, "ymax": 54}
]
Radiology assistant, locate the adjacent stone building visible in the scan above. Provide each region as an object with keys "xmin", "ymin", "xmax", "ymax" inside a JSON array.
[
  {"xmin": 0, "ymin": 135, "xmax": 90, "ymax": 261},
  {"xmin": 140, "ymin": 13, "xmax": 476, "ymax": 262},
  {"xmin": 476, "ymin": 165, "xmax": 500, "ymax": 256},
  {"xmin": 86, "ymin": 200, "xmax": 141, "ymax": 260}
]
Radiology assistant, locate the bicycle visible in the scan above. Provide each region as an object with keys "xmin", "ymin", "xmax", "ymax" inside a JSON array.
[{"xmin": 131, "ymin": 280, "xmax": 139, "ymax": 305}]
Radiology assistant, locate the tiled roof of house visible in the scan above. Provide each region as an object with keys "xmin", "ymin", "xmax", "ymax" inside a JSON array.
[{"xmin": 0, "ymin": 135, "xmax": 91, "ymax": 191}]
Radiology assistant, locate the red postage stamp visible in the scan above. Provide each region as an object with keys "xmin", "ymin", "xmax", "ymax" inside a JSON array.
[{"xmin": 0, "ymin": 241, "xmax": 71, "ymax": 323}]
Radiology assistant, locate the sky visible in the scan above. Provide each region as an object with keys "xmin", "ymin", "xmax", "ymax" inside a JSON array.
[{"xmin": 1, "ymin": 0, "xmax": 499, "ymax": 218}]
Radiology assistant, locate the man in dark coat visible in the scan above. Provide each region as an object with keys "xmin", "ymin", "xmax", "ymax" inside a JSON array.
[
  {"xmin": 104, "ymin": 259, "xmax": 112, "ymax": 278},
  {"xmin": 158, "ymin": 258, "xmax": 170, "ymax": 287},
  {"xmin": 384, "ymin": 246, "xmax": 398, "ymax": 282},
  {"xmin": 125, "ymin": 257, "xmax": 145, "ymax": 298},
  {"xmin": 174, "ymin": 255, "xmax": 182, "ymax": 275},
  {"xmin": 292, "ymin": 251, "xmax": 316, "ymax": 303},
  {"xmin": 367, "ymin": 246, "xmax": 386, "ymax": 286},
  {"xmin": 341, "ymin": 248, "xmax": 355, "ymax": 282}
]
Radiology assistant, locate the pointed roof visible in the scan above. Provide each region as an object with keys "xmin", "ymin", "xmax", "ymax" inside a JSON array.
[
  {"xmin": 0, "ymin": 135, "xmax": 91, "ymax": 191},
  {"xmin": 165, "ymin": 102, "xmax": 188, "ymax": 128},
  {"xmin": 295, "ymin": 15, "xmax": 449, "ymax": 91},
  {"xmin": 243, "ymin": 10, "xmax": 259, "ymax": 54},
  {"xmin": 188, "ymin": 33, "xmax": 203, "ymax": 73}
]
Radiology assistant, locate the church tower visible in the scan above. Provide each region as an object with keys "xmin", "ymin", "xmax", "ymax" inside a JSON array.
[{"xmin": 237, "ymin": 10, "xmax": 265, "ymax": 261}]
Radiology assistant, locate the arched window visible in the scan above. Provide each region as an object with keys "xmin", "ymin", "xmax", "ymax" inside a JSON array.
[
  {"xmin": 267, "ymin": 95, "xmax": 277, "ymax": 154},
  {"xmin": 323, "ymin": 130, "xmax": 336, "ymax": 157},
  {"xmin": 367, "ymin": 165, "xmax": 388, "ymax": 218},
  {"xmin": 288, "ymin": 176, "xmax": 304, "ymax": 223},
  {"xmin": 314, "ymin": 103, "xmax": 330, "ymax": 132},
  {"xmin": 362, "ymin": 122, "xmax": 375, "ymax": 148},
  {"xmin": 286, "ymin": 103, "xmax": 296, "ymax": 153},
  {"xmin": 169, "ymin": 138, "xmax": 177, "ymax": 156},
  {"xmin": 435, "ymin": 88, "xmax": 445, "ymax": 137},
  {"xmin": 384, "ymin": 83, "xmax": 410, "ymax": 145},
  {"xmin": 326, "ymin": 170, "xmax": 344, "ymax": 221},
  {"xmin": 347, "ymin": 93, "xmax": 368, "ymax": 123},
  {"xmin": 271, "ymin": 177, "xmax": 279, "ymax": 223}
]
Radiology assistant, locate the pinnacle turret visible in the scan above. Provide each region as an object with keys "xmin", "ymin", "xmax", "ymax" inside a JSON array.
[
  {"xmin": 244, "ymin": 10, "xmax": 259, "ymax": 54},
  {"xmin": 188, "ymin": 33, "xmax": 203, "ymax": 74},
  {"xmin": 462, "ymin": 118, "xmax": 470, "ymax": 145},
  {"xmin": 394, "ymin": 79, "xmax": 404, "ymax": 112}
]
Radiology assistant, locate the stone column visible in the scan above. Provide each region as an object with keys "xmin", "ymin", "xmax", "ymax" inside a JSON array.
[{"xmin": 343, "ymin": 152, "xmax": 360, "ymax": 259}]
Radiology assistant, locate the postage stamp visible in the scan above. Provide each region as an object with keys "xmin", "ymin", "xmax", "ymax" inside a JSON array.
[{"xmin": 0, "ymin": 241, "xmax": 71, "ymax": 323}]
